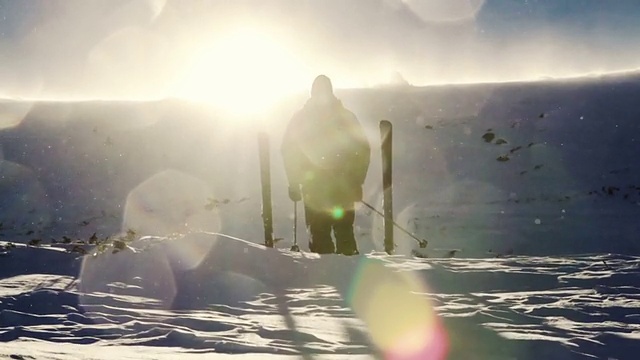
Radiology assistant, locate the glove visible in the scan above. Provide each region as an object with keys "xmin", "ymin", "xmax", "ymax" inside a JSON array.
[{"xmin": 288, "ymin": 185, "xmax": 302, "ymax": 202}]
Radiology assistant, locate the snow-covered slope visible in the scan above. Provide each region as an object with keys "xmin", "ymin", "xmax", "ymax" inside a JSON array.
[
  {"xmin": 1, "ymin": 237, "xmax": 639, "ymax": 359},
  {"xmin": 1, "ymin": 73, "xmax": 640, "ymax": 359},
  {"xmin": 343, "ymin": 74, "xmax": 640, "ymax": 256},
  {"xmin": 2, "ymin": 74, "xmax": 639, "ymax": 256}
]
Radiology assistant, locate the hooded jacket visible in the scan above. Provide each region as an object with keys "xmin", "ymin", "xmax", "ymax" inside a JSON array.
[{"xmin": 281, "ymin": 97, "xmax": 370, "ymax": 202}]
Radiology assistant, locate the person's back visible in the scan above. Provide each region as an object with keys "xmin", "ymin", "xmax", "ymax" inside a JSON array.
[{"xmin": 281, "ymin": 75, "xmax": 370, "ymax": 255}]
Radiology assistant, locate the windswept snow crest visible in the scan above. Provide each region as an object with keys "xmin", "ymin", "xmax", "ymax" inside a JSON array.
[{"xmin": 1, "ymin": 237, "xmax": 640, "ymax": 359}]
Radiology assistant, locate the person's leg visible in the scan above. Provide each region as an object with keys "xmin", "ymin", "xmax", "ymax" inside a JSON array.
[
  {"xmin": 304, "ymin": 203, "xmax": 335, "ymax": 254},
  {"xmin": 333, "ymin": 203, "xmax": 359, "ymax": 255}
]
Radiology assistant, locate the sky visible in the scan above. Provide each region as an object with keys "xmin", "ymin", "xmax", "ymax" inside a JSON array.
[{"xmin": 1, "ymin": 0, "xmax": 640, "ymax": 103}]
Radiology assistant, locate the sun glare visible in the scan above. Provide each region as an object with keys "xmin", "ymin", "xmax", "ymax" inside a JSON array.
[{"xmin": 173, "ymin": 27, "xmax": 311, "ymax": 118}]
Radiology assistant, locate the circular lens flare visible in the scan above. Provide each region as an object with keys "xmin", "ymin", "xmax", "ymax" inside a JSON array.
[
  {"xmin": 332, "ymin": 206, "xmax": 345, "ymax": 220},
  {"xmin": 0, "ymin": 101, "xmax": 34, "ymax": 130},
  {"xmin": 123, "ymin": 169, "xmax": 221, "ymax": 236},
  {"xmin": 123, "ymin": 169, "xmax": 221, "ymax": 271},
  {"xmin": 347, "ymin": 258, "xmax": 448, "ymax": 359}
]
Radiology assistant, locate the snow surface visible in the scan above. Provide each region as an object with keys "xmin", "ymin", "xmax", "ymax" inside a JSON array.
[{"xmin": 1, "ymin": 73, "xmax": 640, "ymax": 359}]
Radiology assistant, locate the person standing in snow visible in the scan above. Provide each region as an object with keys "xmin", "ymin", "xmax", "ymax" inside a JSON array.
[{"xmin": 281, "ymin": 75, "xmax": 371, "ymax": 255}]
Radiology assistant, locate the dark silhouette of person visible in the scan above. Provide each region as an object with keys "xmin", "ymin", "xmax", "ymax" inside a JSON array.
[{"xmin": 281, "ymin": 75, "xmax": 370, "ymax": 255}]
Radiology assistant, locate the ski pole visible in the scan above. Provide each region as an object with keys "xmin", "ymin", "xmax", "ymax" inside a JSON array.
[
  {"xmin": 360, "ymin": 200, "xmax": 428, "ymax": 248},
  {"xmin": 290, "ymin": 200, "xmax": 300, "ymax": 252}
]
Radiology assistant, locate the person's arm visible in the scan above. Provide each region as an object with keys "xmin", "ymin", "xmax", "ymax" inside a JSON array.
[{"xmin": 281, "ymin": 115, "xmax": 305, "ymax": 189}]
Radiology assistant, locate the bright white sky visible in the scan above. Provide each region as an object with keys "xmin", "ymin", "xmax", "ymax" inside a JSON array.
[
  {"xmin": 1, "ymin": 0, "xmax": 639, "ymax": 115},
  {"xmin": 172, "ymin": 26, "xmax": 313, "ymax": 116}
]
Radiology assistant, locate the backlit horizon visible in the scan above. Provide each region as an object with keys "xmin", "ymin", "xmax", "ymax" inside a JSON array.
[{"xmin": 2, "ymin": 0, "xmax": 640, "ymax": 112}]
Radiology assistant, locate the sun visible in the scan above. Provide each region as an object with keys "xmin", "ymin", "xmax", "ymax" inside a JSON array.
[{"xmin": 172, "ymin": 26, "xmax": 311, "ymax": 118}]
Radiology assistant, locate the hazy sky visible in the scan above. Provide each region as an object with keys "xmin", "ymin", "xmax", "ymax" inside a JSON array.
[{"xmin": 1, "ymin": 0, "xmax": 639, "ymax": 101}]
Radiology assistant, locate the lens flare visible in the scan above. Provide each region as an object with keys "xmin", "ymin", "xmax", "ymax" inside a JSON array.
[
  {"xmin": 79, "ymin": 242, "xmax": 177, "ymax": 309},
  {"xmin": 0, "ymin": 160, "xmax": 51, "ymax": 227},
  {"xmin": 123, "ymin": 169, "xmax": 221, "ymax": 236},
  {"xmin": 332, "ymin": 206, "xmax": 345, "ymax": 220},
  {"xmin": 402, "ymin": 0, "xmax": 485, "ymax": 23},
  {"xmin": 87, "ymin": 26, "xmax": 171, "ymax": 99},
  {"xmin": 0, "ymin": 101, "xmax": 34, "ymax": 130},
  {"xmin": 347, "ymin": 258, "xmax": 448, "ymax": 359},
  {"xmin": 123, "ymin": 169, "xmax": 221, "ymax": 270}
]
